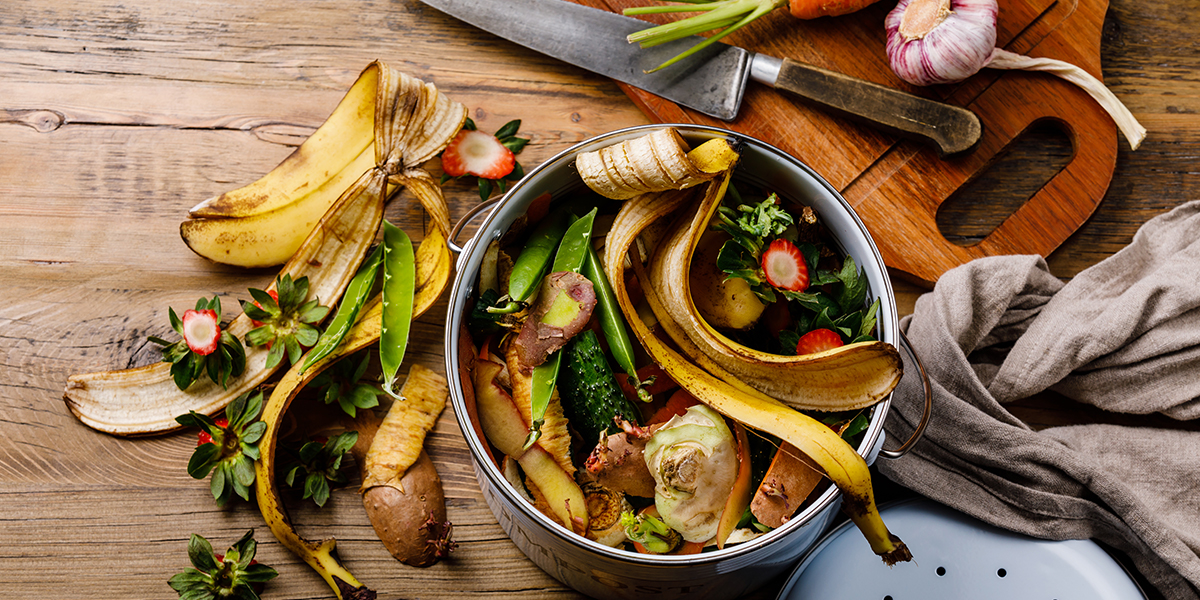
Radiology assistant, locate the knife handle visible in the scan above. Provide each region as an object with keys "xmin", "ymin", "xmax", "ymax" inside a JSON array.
[{"xmin": 772, "ymin": 58, "xmax": 981, "ymax": 156}]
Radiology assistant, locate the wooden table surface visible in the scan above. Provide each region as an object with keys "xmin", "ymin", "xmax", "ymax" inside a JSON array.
[{"xmin": 2, "ymin": 0, "xmax": 1197, "ymax": 598}]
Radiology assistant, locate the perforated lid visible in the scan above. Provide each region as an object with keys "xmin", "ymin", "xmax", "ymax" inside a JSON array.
[{"xmin": 778, "ymin": 498, "xmax": 1147, "ymax": 600}]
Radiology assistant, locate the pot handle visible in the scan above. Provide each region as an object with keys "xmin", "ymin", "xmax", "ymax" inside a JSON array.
[
  {"xmin": 877, "ymin": 330, "xmax": 932, "ymax": 460},
  {"xmin": 447, "ymin": 197, "xmax": 502, "ymax": 255}
]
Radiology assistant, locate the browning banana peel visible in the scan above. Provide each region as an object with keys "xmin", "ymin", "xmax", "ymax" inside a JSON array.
[{"xmin": 601, "ymin": 180, "xmax": 911, "ymax": 563}]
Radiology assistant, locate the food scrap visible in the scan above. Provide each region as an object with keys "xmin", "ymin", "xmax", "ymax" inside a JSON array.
[{"xmin": 463, "ymin": 127, "xmax": 911, "ymax": 564}]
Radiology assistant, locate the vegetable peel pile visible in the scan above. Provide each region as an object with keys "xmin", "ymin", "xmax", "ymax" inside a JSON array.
[{"xmin": 463, "ymin": 127, "xmax": 911, "ymax": 565}]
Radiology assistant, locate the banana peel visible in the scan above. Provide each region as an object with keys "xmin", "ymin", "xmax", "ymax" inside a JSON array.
[
  {"xmin": 64, "ymin": 61, "xmax": 462, "ymax": 440},
  {"xmin": 577, "ymin": 129, "xmax": 738, "ymax": 200},
  {"xmin": 650, "ymin": 166, "xmax": 903, "ymax": 411},
  {"xmin": 180, "ymin": 60, "xmax": 462, "ymax": 267},
  {"xmin": 601, "ymin": 181, "xmax": 911, "ymax": 565},
  {"xmin": 251, "ymin": 64, "xmax": 460, "ymax": 599}
]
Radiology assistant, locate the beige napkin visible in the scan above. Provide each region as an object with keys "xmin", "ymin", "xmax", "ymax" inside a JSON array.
[{"xmin": 877, "ymin": 201, "xmax": 1200, "ymax": 600}]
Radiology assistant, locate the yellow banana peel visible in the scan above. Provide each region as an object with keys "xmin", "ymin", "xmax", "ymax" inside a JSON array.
[
  {"xmin": 577, "ymin": 129, "xmax": 738, "ymax": 200},
  {"xmin": 180, "ymin": 60, "xmax": 463, "ymax": 268},
  {"xmin": 188, "ymin": 67, "xmax": 378, "ymax": 219},
  {"xmin": 601, "ymin": 176, "xmax": 911, "ymax": 565},
  {"xmin": 650, "ymin": 162, "xmax": 903, "ymax": 411}
]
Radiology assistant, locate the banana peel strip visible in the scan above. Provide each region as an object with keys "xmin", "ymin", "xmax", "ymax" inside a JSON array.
[
  {"xmin": 602, "ymin": 185, "xmax": 911, "ymax": 564},
  {"xmin": 650, "ymin": 172, "xmax": 903, "ymax": 411},
  {"xmin": 577, "ymin": 128, "xmax": 732, "ymax": 200}
]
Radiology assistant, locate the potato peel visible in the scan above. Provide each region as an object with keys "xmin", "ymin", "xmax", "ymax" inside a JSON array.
[{"xmin": 361, "ymin": 364, "xmax": 449, "ymax": 492}]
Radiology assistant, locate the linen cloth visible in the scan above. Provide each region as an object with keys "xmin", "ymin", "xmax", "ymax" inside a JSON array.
[{"xmin": 877, "ymin": 201, "xmax": 1200, "ymax": 599}]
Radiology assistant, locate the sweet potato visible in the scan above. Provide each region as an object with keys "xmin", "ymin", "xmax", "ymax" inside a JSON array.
[
  {"xmin": 355, "ymin": 364, "xmax": 453, "ymax": 567},
  {"xmin": 362, "ymin": 451, "xmax": 451, "ymax": 567},
  {"xmin": 750, "ymin": 442, "xmax": 823, "ymax": 528}
]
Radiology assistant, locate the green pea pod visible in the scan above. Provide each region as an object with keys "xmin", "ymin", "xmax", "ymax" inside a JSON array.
[
  {"xmin": 380, "ymin": 220, "xmax": 415, "ymax": 399},
  {"xmin": 524, "ymin": 208, "xmax": 597, "ymax": 450},
  {"xmin": 298, "ymin": 244, "xmax": 383, "ymax": 373},
  {"xmin": 550, "ymin": 207, "xmax": 597, "ymax": 273},
  {"xmin": 584, "ymin": 244, "xmax": 636, "ymax": 378},
  {"xmin": 506, "ymin": 207, "xmax": 573, "ymax": 304}
]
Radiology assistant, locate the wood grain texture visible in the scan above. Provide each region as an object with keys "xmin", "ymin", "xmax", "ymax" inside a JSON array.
[{"xmin": 0, "ymin": 0, "xmax": 1197, "ymax": 598}]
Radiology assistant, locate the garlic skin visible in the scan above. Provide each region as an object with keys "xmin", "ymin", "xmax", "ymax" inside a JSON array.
[{"xmin": 885, "ymin": 0, "xmax": 997, "ymax": 86}]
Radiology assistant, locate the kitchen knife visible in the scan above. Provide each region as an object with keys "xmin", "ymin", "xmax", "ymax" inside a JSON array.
[{"xmin": 419, "ymin": 0, "xmax": 981, "ymax": 156}]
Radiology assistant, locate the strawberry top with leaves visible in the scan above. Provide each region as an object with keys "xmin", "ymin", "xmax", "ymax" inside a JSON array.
[
  {"xmin": 149, "ymin": 295, "xmax": 247, "ymax": 391},
  {"xmin": 176, "ymin": 390, "xmax": 266, "ymax": 507},
  {"xmin": 168, "ymin": 529, "xmax": 277, "ymax": 600},
  {"xmin": 282, "ymin": 431, "xmax": 359, "ymax": 508},
  {"xmin": 241, "ymin": 274, "xmax": 330, "ymax": 369},
  {"xmin": 440, "ymin": 118, "xmax": 529, "ymax": 200},
  {"xmin": 310, "ymin": 351, "xmax": 383, "ymax": 418}
]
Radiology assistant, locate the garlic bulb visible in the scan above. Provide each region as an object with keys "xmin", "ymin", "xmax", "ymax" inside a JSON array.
[{"xmin": 885, "ymin": 0, "xmax": 1146, "ymax": 150}]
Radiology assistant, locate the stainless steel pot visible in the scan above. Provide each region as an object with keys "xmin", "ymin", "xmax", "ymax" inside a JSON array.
[{"xmin": 443, "ymin": 124, "xmax": 930, "ymax": 600}]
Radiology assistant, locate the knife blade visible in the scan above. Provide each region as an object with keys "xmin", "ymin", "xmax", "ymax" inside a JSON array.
[{"xmin": 419, "ymin": 0, "xmax": 981, "ymax": 156}]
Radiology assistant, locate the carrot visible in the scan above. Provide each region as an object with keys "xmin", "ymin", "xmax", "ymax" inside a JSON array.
[
  {"xmin": 716, "ymin": 422, "xmax": 754, "ymax": 548},
  {"xmin": 624, "ymin": 0, "xmax": 882, "ymax": 72},
  {"xmin": 647, "ymin": 388, "xmax": 700, "ymax": 424}
]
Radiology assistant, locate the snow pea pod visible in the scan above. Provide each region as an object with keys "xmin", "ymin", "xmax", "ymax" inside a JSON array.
[
  {"xmin": 524, "ymin": 208, "xmax": 597, "ymax": 450},
  {"xmin": 583, "ymin": 244, "xmax": 644, "ymax": 397},
  {"xmin": 506, "ymin": 206, "xmax": 574, "ymax": 304},
  {"xmin": 380, "ymin": 220, "xmax": 415, "ymax": 398},
  {"xmin": 298, "ymin": 244, "xmax": 383, "ymax": 374}
]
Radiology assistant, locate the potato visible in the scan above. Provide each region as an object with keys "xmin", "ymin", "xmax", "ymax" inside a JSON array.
[
  {"xmin": 362, "ymin": 451, "xmax": 451, "ymax": 567},
  {"xmin": 690, "ymin": 231, "xmax": 766, "ymax": 330}
]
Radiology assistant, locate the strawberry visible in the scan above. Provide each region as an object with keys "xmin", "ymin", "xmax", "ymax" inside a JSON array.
[
  {"xmin": 168, "ymin": 530, "xmax": 277, "ymax": 600},
  {"xmin": 442, "ymin": 129, "xmax": 515, "ymax": 179},
  {"xmin": 181, "ymin": 308, "xmax": 220, "ymax": 355},
  {"xmin": 149, "ymin": 295, "xmax": 246, "ymax": 391},
  {"xmin": 249, "ymin": 289, "xmax": 278, "ymax": 328},
  {"xmin": 242, "ymin": 274, "xmax": 329, "ymax": 369},
  {"xmin": 795, "ymin": 328, "xmax": 844, "ymax": 355},
  {"xmin": 440, "ymin": 118, "xmax": 530, "ymax": 200},
  {"xmin": 760, "ymin": 238, "xmax": 809, "ymax": 292},
  {"xmin": 196, "ymin": 417, "xmax": 228, "ymax": 446},
  {"xmin": 176, "ymin": 390, "xmax": 267, "ymax": 507}
]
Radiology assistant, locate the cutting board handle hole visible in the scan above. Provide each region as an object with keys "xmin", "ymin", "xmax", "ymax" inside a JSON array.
[{"xmin": 936, "ymin": 120, "xmax": 1073, "ymax": 247}]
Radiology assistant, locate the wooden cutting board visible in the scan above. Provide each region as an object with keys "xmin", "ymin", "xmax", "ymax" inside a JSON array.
[{"xmin": 572, "ymin": 0, "xmax": 1118, "ymax": 286}]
